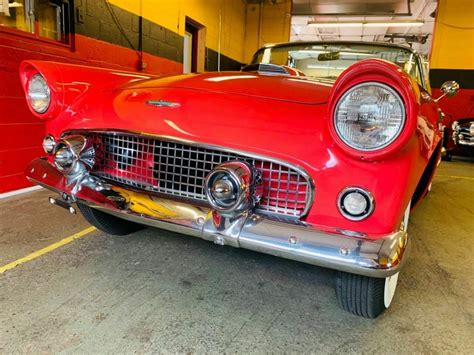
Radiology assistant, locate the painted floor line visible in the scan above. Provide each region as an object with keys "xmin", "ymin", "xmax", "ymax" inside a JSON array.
[
  {"xmin": 0, "ymin": 226, "xmax": 97, "ymax": 274},
  {"xmin": 436, "ymin": 174, "xmax": 474, "ymax": 181}
]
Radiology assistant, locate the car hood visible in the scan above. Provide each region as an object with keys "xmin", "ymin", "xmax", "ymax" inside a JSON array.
[{"xmin": 124, "ymin": 71, "xmax": 333, "ymax": 105}]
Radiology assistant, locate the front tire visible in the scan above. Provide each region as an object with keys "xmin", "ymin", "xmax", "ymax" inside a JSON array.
[
  {"xmin": 335, "ymin": 272, "xmax": 386, "ymax": 318},
  {"xmin": 335, "ymin": 203, "xmax": 409, "ymax": 318},
  {"xmin": 77, "ymin": 202, "xmax": 144, "ymax": 235}
]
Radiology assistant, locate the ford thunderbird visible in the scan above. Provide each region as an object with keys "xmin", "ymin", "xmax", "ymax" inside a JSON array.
[{"xmin": 20, "ymin": 41, "xmax": 459, "ymax": 318}]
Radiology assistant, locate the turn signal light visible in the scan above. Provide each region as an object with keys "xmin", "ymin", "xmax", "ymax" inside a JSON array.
[{"xmin": 338, "ymin": 187, "xmax": 375, "ymax": 221}]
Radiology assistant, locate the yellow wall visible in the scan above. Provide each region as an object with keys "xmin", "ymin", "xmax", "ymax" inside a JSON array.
[
  {"xmin": 109, "ymin": 0, "xmax": 291, "ymax": 65},
  {"xmin": 109, "ymin": 0, "xmax": 247, "ymax": 63},
  {"xmin": 243, "ymin": 0, "xmax": 292, "ymax": 63},
  {"xmin": 430, "ymin": 0, "xmax": 474, "ymax": 69}
]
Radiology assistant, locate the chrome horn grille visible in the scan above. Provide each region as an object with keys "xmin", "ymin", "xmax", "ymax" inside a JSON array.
[{"xmin": 86, "ymin": 132, "xmax": 313, "ymax": 218}]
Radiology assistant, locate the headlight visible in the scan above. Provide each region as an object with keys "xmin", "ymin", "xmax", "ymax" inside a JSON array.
[
  {"xmin": 27, "ymin": 74, "xmax": 51, "ymax": 114},
  {"xmin": 334, "ymin": 82, "xmax": 405, "ymax": 151}
]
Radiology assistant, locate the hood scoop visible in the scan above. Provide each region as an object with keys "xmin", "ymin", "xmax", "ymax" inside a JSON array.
[{"xmin": 241, "ymin": 63, "xmax": 291, "ymax": 76}]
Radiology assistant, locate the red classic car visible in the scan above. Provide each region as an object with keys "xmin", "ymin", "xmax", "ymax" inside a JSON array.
[{"xmin": 20, "ymin": 41, "xmax": 458, "ymax": 318}]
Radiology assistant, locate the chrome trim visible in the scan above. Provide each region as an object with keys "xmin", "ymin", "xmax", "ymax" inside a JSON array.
[
  {"xmin": 25, "ymin": 157, "xmax": 409, "ymax": 278},
  {"xmin": 53, "ymin": 135, "xmax": 95, "ymax": 172},
  {"xmin": 146, "ymin": 100, "xmax": 181, "ymax": 108},
  {"xmin": 435, "ymin": 81, "xmax": 460, "ymax": 103},
  {"xmin": 333, "ymin": 82, "xmax": 406, "ymax": 152},
  {"xmin": 452, "ymin": 121, "xmax": 474, "ymax": 147},
  {"xmin": 42, "ymin": 134, "xmax": 56, "ymax": 154},
  {"xmin": 205, "ymin": 161, "xmax": 262, "ymax": 215},
  {"xmin": 337, "ymin": 187, "xmax": 375, "ymax": 221},
  {"xmin": 63, "ymin": 129, "xmax": 316, "ymax": 218}
]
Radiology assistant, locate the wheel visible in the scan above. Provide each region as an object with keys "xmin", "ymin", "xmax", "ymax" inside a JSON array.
[
  {"xmin": 77, "ymin": 202, "xmax": 144, "ymax": 235},
  {"xmin": 335, "ymin": 203, "xmax": 409, "ymax": 318},
  {"xmin": 335, "ymin": 272, "xmax": 386, "ymax": 318},
  {"xmin": 442, "ymin": 151, "xmax": 452, "ymax": 161}
]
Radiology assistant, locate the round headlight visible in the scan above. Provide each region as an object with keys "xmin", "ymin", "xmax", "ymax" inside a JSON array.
[
  {"xmin": 338, "ymin": 187, "xmax": 374, "ymax": 221},
  {"xmin": 27, "ymin": 74, "xmax": 51, "ymax": 114},
  {"xmin": 334, "ymin": 82, "xmax": 405, "ymax": 151}
]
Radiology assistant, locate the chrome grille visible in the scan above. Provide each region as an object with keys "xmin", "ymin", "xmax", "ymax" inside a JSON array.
[{"xmin": 88, "ymin": 132, "xmax": 312, "ymax": 217}]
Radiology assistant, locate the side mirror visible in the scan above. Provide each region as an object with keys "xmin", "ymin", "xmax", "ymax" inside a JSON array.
[{"xmin": 435, "ymin": 81, "xmax": 460, "ymax": 102}]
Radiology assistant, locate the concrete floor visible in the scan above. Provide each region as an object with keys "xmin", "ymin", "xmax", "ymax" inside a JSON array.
[{"xmin": 0, "ymin": 160, "xmax": 473, "ymax": 353}]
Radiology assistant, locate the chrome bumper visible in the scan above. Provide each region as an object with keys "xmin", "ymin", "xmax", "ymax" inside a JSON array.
[
  {"xmin": 452, "ymin": 121, "xmax": 474, "ymax": 147},
  {"xmin": 26, "ymin": 158, "xmax": 409, "ymax": 278}
]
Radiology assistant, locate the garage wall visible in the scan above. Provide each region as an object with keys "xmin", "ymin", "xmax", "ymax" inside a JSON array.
[
  {"xmin": 243, "ymin": 0, "xmax": 292, "ymax": 63},
  {"xmin": 105, "ymin": 0, "xmax": 247, "ymax": 70},
  {"xmin": 430, "ymin": 0, "xmax": 474, "ymax": 70},
  {"xmin": 429, "ymin": 0, "xmax": 474, "ymax": 122}
]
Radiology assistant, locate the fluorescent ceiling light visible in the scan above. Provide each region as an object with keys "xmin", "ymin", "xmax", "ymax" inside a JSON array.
[
  {"xmin": 365, "ymin": 21, "xmax": 424, "ymax": 27},
  {"xmin": 309, "ymin": 22, "xmax": 361, "ymax": 28},
  {"xmin": 308, "ymin": 21, "xmax": 424, "ymax": 28}
]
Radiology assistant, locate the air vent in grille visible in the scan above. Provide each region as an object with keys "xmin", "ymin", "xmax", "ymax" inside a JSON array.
[{"xmin": 87, "ymin": 132, "xmax": 312, "ymax": 218}]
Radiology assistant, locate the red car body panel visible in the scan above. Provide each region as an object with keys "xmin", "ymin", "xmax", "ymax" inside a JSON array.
[{"xmin": 20, "ymin": 59, "xmax": 442, "ymax": 238}]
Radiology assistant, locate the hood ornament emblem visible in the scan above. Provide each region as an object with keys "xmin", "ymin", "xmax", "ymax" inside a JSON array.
[{"xmin": 146, "ymin": 100, "xmax": 181, "ymax": 108}]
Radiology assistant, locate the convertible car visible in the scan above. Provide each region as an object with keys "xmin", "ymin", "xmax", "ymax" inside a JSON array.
[{"xmin": 20, "ymin": 41, "xmax": 458, "ymax": 318}]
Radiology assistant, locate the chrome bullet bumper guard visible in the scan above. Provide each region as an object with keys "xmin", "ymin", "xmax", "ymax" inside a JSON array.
[{"xmin": 26, "ymin": 158, "xmax": 409, "ymax": 278}]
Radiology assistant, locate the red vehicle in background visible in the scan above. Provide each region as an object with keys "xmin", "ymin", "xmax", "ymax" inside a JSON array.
[
  {"xmin": 436, "ymin": 77, "xmax": 474, "ymax": 160},
  {"xmin": 19, "ymin": 41, "xmax": 459, "ymax": 318}
]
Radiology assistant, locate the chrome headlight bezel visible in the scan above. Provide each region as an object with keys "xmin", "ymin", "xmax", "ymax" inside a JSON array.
[
  {"xmin": 333, "ymin": 82, "xmax": 406, "ymax": 152},
  {"xmin": 205, "ymin": 161, "xmax": 262, "ymax": 216},
  {"xmin": 53, "ymin": 141, "xmax": 77, "ymax": 172},
  {"xmin": 53, "ymin": 135, "xmax": 95, "ymax": 174},
  {"xmin": 27, "ymin": 73, "xmax": 51, "ymax": 114}
]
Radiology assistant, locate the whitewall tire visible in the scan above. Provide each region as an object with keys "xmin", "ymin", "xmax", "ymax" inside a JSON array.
[{"xmin": 335, "ymin": 203, "xmax": 410, "ymax": 318}]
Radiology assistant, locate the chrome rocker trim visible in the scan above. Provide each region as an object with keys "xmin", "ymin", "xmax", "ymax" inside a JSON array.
[{"xmin": 26, "ymin": 158, "xmax": 409, "ymax": 278}]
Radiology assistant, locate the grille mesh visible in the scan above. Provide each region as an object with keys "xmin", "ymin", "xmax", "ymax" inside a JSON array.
[{"xmin": 88, "ymin": 132, "xmax": 312, "ymax": 217}]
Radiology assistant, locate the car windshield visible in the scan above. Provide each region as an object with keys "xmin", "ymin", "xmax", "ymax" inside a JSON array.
[{"xmin": 251, "ymin": 43, "xmax": 421, "ymax": 83}]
